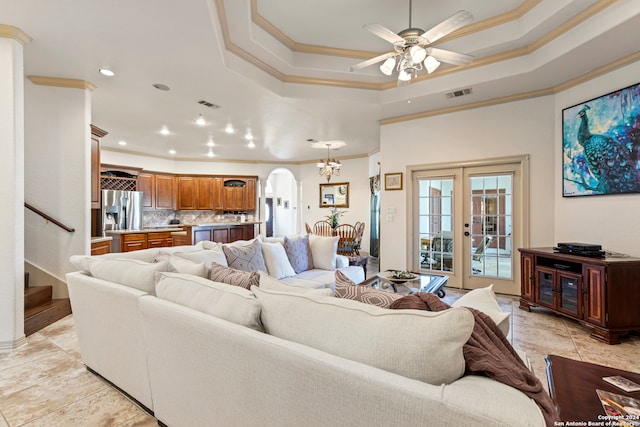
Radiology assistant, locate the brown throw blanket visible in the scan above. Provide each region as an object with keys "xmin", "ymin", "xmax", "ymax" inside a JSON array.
[{"xmin": 390, "ymin": 292, "xmax": 558, "ymax": 427}]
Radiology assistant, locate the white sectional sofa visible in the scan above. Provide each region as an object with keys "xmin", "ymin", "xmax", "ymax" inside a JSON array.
[{"xmin": 66, "ymin": 237, "xmax": 546, "ymax": 427}]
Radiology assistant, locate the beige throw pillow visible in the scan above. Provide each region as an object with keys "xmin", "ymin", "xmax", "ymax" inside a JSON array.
[{"xmin": 452, "ymin": 284, "xmax": 511, "ymax": 336}]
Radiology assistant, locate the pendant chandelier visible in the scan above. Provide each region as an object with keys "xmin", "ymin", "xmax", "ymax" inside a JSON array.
[{"xmin": 310, "ymin": 140, "xmax": 346, "ymax": 182}]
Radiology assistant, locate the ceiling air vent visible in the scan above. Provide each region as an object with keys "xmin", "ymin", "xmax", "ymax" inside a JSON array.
[
  {"xmin": 445, "ymin": 88, "xmax": 472, "ymax": 99},
  {"xmin": 197, "ymin": 100, "xmax": 220, "ymax": 109}
]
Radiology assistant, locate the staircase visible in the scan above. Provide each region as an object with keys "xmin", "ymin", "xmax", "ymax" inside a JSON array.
[{"xmin": 24, "ymin": 272, "xmax": 72, "ymax": 336}]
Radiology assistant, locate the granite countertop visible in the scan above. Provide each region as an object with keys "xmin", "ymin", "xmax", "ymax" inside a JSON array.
[
  {"xmin": 186, "ymin": 221, "xmax": 261, "ymax": 227},
  {"xmin": 91, "ymin": 236, "xmax": 113, "ymax": 243}
]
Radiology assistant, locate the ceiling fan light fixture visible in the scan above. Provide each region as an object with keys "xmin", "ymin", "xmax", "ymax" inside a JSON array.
[
  {"xmin": 398, "ymin": 68, "xmax": 412, "ymax": 81},
  {"xmin": 424, "ymin": 55, "xmax": 441, "ymax": 74},
  {"xmin": 380, "ymin": 57, "xmax": 396, "ymax": 76},
  {"xmin": 409, "ymin": 45, "xmax": 427, "ymax": 63}
]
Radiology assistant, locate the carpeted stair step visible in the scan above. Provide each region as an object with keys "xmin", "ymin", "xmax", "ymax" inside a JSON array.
[{"xmin": 24, "ymin": 298, "xmax": 72, "ymax": 336}]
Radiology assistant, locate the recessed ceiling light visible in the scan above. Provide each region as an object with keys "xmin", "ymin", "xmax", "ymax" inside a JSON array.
[
  {"xmin": 169, "ymin": 149, "xmax": 176, "ymax": 155},
  {"xmin": 160, "ymin": 126, "xmax": 170, "ymax": 135},
  {"xmin": 206, "ymin": 139, "xmax": 215, "ymax": 147},
  {"xmin": 244, "ymin": 130, "xmax": 253, "ymax": 141},
  {"xmin": 118, "ymin": 140, "xmax": 127, "ymax": 146},
  {"xmin": 195, "ymin": 114, "xmax": 206, "ymax": 126},
  {"xmin": 225, "ymin": 123, "xmax": 235, "ymax": 134},
  {"xmin": 98, "ymin": 68, "xmax": 114, "ymax": 77},
  {"xmin": 153, "ymin": 83, "xmax": 170, "ymax": 91},
  {"xmin": 207, "ymin": 150, "xmax": 215, "ymax": 158},
  {"xmin": 248, "ymin": 141, "xmax": 255, "ymax": 148}
]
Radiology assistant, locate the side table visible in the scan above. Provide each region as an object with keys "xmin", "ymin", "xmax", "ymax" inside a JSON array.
[
  {"xmin": 545, "ymin": 354, "xmax": 640, "ymax": 424},
  {"xmin": 348, "ymin": 255, "xmax": 367, "ymax": 277}
]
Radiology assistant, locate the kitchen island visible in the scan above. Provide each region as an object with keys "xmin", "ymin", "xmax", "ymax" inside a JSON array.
[
  {"xmin": 104, "ymin": 227, "xmax": 182, "ymax": 253},
  {"xmin": 172, "ymin": 222, "xmax": 260, "ymax": 246}
]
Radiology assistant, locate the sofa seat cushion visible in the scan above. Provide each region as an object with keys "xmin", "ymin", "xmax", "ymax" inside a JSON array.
[
  {"xmin": 253, "ymin": 286, "xmax": 474, "ymax": 385},
  {"xmin": 451, "ymin": 285, "xmax": 510, "ymax": 336},
  {"xmin": 87, "ymin": 258, "xmax": 169, "ymax": 294},
  {"xmin": 209, "ymin": 263, "xmax": 260, "ymax": 290},
  {"xmin": 155, "ymin": 272, "xmax": 263, "ymax": 331}
]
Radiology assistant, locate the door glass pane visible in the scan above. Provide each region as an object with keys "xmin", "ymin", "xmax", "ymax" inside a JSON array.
[
  {"xmin": 469, "ymin": 174, "xmax": 513, "ymax": 279},
  {"xmin": 538, "ymin": 271, "xmax": 554, "ymax": 305},
  {"xmin": 418, "ymin": 178, "xmax": 454, "ymax": 273},
  {"xmin": 560, "ymin": 276, "xmax": 578, "ymax": 314}
]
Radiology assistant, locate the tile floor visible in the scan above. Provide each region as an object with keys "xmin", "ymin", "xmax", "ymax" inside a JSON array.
[{"xmin": 1, "ymin": 262, "xmax": 639, "ymax": 426}]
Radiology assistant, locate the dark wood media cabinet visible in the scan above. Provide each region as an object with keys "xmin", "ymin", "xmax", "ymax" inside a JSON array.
[{"xmin": 519, "ymin": 247, "xmax": 640, "ymax": 344}]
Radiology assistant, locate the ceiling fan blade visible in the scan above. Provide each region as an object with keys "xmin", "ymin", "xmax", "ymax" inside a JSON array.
[
  {"xmin": 363, "ymin": 23, "xmax": 405, "ymax": 44},
  {"xmin": 348, "ymin": 52, "xmax": 396, "ymax": 72},
  {"xmin": 421, "ymin": 10, "xmax": 473, "ymax": 44},
  {"xmin": 428, "ymin": 47, "xmax": 474, "ymax": 66}
]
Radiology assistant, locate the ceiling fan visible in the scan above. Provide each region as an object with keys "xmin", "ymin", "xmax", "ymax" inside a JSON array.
[{"xmin": 349, "ymin": 0, "xmax": 474, "ymax": 85}]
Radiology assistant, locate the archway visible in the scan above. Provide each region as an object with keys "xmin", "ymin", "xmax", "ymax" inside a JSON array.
[{"xmin": 265, "ymin": 168, "xmax": 297, "ymax": 237}]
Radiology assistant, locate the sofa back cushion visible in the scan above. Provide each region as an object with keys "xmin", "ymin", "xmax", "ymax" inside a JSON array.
[
  {"xmin": 88, "ymin": 258, "xmax": 169, "ymax": 294},
  {"xmin": 308, "ymin": 234, "xmax": 339, "ymax": 271},
  {"xmin": 155, "ymin": 272, "xmax": 263, "ymax": 331},
  {"xmin": 170, "ymin": 246, "xmax": 228, "ymax": 267},
  {"xmin": 166, "ymin": 255, "xmax": 209, "ymax": 278},
  {"xmin": 258, "ymin": 271, "xmax": 333, "ymax": 296},
  {"xmin": 253, "ymin": 286, "xmax": 473, "ymax": 385},
  {"xmin": 283, "ymin": 235, "xmax": 314, "ymax": 273},
  {"xmin": 222, "ymin": 239, "xmax": 267, "ymax": 272},
  {"xmin": 260, "ymin": 242, "xmax": 296, "ymax": 279},
  {"xmin": 209, "ymin": 262, "xmax": 260, "ymax": 290}
]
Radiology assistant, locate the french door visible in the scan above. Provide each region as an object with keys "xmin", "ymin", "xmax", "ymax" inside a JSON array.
[{"xmin": 411, "ymin": 157, "xmax": 528, "ymax": 295}]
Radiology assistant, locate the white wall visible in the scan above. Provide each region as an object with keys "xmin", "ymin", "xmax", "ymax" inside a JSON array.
[
  {"xmin": 24, "ymin": 80, "xmax": 92, "ymax": 297},
  {"xmin": 554, "ymin": 60, "xmax": 640, "ymax": 256},
  {"xmin": 379, "ymin": 96, "xmax": 556, "ymax": 271},
  {"xmin": 299, "ymin": 156, "xmax": 371, "ymax": 253}
]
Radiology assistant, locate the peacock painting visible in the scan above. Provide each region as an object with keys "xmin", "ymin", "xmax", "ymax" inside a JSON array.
[{"xmin": 563, "ymin": 83, "xmax": 640, "ymax": 196}]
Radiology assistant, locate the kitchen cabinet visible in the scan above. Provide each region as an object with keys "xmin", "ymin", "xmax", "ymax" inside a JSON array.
[
  {"xmin": 147, "ymin": 231, "xmax": 173, "ymax": 248},
  {"xmin": 122, "ymin": 233, "xmax": 148, "ymax": 252},
  {"xmin": 223, "ymin": 177, "xmax": 256, "ymax": 210},
  {"xmin": 213, "ymin": 178, "xmax": 224, "ymax": 210},
  {"xmin": 155, "ymin": 174, "xmax": 176, "ymax": 209},
  {"xmin": 196, "ymin": 177, "xmax": 215, "ymax": 210},
  {"xmin": 90, "ymin": 125, "xmax": 108, "ymax": 209},
  {"xmin": 176, "ymin": 177, "xmax": 216, "ymax": 210},
  {"xmin": 176, "ymin": 177, "xmax": 197, "ymax": 210},
  {"xmin": 519, "ymin": 248, "xmax": 640, "ymax": 344},
  {"xmin": 137, "ymin": 173, "xmax": 155, "ymax": 208},
  {"xmin": 90, "ymin": 239, "xmax": 111, "ymax": 255},
  {"xmin": 181, "ymin": 224, "xmax": 256, "ymax": 245}
]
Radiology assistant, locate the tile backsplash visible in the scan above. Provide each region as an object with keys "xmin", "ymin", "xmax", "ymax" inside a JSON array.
[{"xmin": 143, "ymin": 210, "xmax": 252, "ymax": 227}]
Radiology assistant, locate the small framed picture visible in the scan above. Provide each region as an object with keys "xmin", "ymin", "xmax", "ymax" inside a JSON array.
[
  {"xmin": 384, "ymin": 173, "xmax": 403, "ymax": 191},
  {"xmin": 283, "ymin": 200, "xmax": 289, "ymax": 209},
  {"xmin": 276, "ymin": 197, "xmax": 282, "ymax": 206}
]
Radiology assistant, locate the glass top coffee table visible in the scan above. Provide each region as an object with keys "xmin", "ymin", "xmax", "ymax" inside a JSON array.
[{"xmin": 363, "ymin": 270, "xmax": 448, "ymax": 297}]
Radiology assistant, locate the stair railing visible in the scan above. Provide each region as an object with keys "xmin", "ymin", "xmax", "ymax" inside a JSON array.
[{"xmin": 24, "ymin": 202, "xmax": 75, "ymax": 233}]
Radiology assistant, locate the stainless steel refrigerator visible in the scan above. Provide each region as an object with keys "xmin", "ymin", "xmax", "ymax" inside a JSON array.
[{"xmin": 102, "ymin": 190, "xmax": 144, "ymax": 232}]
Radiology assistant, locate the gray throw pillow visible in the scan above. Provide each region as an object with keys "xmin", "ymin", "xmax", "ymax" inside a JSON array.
[
  {"xmin": 222, "ymin": 239, "xmax": 267, "ymax": 272},
  {"xmin": 283, "ymin": 235, "xmax": 314, "ymax": 274}
]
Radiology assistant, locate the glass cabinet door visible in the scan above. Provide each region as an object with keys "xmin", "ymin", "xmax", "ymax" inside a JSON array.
[
  {"xmin": 558, "ymin": 273, "xmax": 581, "ymax": 317},
  {"xmin": 537, "ymin": 270, "xmax": 554, "ymax": 306}
]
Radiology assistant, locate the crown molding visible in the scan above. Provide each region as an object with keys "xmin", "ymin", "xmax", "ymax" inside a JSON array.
[
  {"xmin": 27, "ymin": 75, "xmax": 97, "ymax": 91},
  {"xmin": 0, "ymin": 24, "xmax": 32, "ymax": 44},
  {"xmin": 380, "ymin": 49, "xmax": 640, "ymax": 125},
  {"xmin": 219, "ymin": 0, "xmax": 620, "ymax": 91}
]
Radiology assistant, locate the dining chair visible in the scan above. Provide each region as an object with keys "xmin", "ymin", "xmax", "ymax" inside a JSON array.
[
  {"xmin": 353, "ymin": 222, "xmax": 365, "ymax": 255},
  {"xmin": 313, "ymin": 220, "xmax": 333, "ymax": 236},
  {"xmin": 305, "ymin": 222, "xmax": 312, "ymax": 234},
  {"xmin": 334, "ymin": 224, "xmax": 358, "ymax": 255}
]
